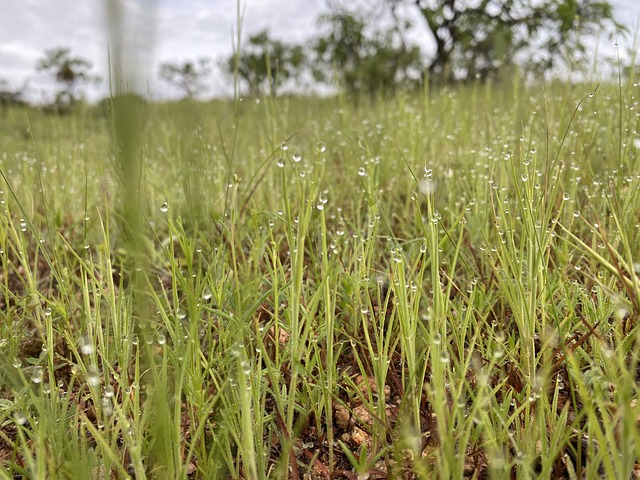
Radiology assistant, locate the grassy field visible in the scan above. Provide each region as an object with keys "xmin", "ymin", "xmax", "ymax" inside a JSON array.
[{"xmin": 0, "ymin": 79, "xmax": 639, "ymax": 479}]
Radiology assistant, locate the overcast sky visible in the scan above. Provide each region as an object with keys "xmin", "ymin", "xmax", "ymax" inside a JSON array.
[{"xmin": 1, "ymin": 0, "xmax": 639, "ymax": 102}]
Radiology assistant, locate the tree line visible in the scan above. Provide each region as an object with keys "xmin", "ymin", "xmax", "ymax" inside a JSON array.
[{"xmin": 0, "ymin": 0, "xmax": 625, "ymax": 109}]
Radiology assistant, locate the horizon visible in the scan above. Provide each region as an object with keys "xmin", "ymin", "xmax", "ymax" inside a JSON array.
[{"xmin": 1, "ymin": 0, "xmax": 639, "ymax": 104}]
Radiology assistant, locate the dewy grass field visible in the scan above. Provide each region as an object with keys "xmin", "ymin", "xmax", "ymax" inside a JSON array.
[{"xmin": 0, "ymin": 79, "xmax": 639, "ymax": 479}]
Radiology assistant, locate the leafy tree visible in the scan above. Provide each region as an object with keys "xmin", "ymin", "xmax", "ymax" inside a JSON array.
[
  {"xmin": 36, "ymin": 47, "xmax": 98, "ymax": 108},
  {"xmin": 226, "ymin": 30, "xmax": 306, "ymax": 96},
  {"xmin": 313, "ymin": 12, "xmax": 423, "ymax": 97},
  {"xmin": 0, "ymin": 78, "xmax": 27, "ymax": 111},
  {"xmin": 158, "ymin": 58, "xmax": 212, "ymax": 100},
  {"xmin": 330, "ymin": 0, "xmax": 623, "ymax": 82}
]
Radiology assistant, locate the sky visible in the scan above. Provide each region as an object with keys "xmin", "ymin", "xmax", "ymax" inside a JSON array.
[{"xmin": 1, "ymin": 0, "xmax": 639, "ymax": 102}]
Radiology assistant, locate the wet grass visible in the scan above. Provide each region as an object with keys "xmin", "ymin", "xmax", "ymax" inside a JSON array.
[{"xmin": 0, "ymin": 80, "xmax": 639, "ymax": 479}]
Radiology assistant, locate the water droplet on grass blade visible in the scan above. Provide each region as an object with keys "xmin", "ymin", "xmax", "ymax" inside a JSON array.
[
  {"xmin": 562, "ymin": 192, "xmax": 570, "ymax": 201},
  {"xmin": 615, "ymin": 306, "xmax": 628, "ymax": 320},
  {"xmin": 440, "ymin": 350, "xmax": 450, "ymax": 364},
  {"xmin": 292, "ymin": 153, "xmax": 302, "ymax": 163},
  {"xmin": 31, "ymin": 366, "xmax": 44, "ymax": 384},
  {"xmin": 160, "ymin": 202, "xmax": 169, "ymax": 213},
  {"xmin": 79, "ymin": 336, "xmax": 94, "ymax": 355},
  {"xmin": 13, "ymin": 411, "xmax": 27, "ymax": 426},
  {"xmin": 493, "ymin": 346, "xmax": 504, "ymax": 359},
  {"xmin": 101, "ymin": 396, "xmax": 113, "ymax": 417},
  {"xmin": 317, "ymin": 193, "xmax": 328, "ymax": 210},
  {"xmin": 104, "ymin": 384, "xmax": 115, "ymax": 398},
  {"xmin": 87, "ymin": 365, "xmax": 101, "ymax": 387},
  {"xmin": 20, "ymin": 219, "xmax": 27, "ymax": 231}
]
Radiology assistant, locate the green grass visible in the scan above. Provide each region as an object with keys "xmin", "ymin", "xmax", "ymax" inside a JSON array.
[{"xmin": 0, "ymin": 79, "xmax": 639, "ymax": 479}]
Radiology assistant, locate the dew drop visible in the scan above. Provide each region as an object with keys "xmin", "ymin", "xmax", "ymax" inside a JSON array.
[
  {"xmin": 292, "ymin": 153, "xmax": 302, "ymax": 163},
  {"xmin": 14, "ymin": 411, "xmax": 27, "ymax": 426},
  {"xmin": 79, "ymin": 336, "xmax": 94, "ymax": 355},
  {"xmin": 562, "ymin": 192, "xmax": 570, "ymax": 201},
  {"xmin": 440, "ymin": 350, "xmax": 450, "ymax": 364},
  {"xmin": 31, "ymin": 366, "xmax": 44, "ymax": 384},
  {"xmin": 87, "ymin": 365, "xmax": 101, "ymax": 387},
  {"xmin": 101, "ymin": 396, "xmax": 113, "ymax": 417},
  {"xmin": 104, "ymin": 384, "xmax": 115, "ymax": 398},
  {"xmin": 160, "ymin": 202, "xmax": 169, "ymax": 213},
  {"xmin": 615, "ymin": 307, "xmax": 628, "ymax": 320}
]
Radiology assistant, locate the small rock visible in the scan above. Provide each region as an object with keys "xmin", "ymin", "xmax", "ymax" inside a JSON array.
[{"xmin": 334, "ymin": 404, "xmax": 350, "ymax": 429}]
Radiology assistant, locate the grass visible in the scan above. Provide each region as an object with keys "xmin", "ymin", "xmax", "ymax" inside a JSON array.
[{"xmin": 0, "ymin": 78, "xmax": 639, "ymax": 479}]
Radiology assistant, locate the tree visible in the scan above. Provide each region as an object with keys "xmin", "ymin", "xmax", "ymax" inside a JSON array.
[
  {"xmin": 0, "ymin": 78, "xmax": 27, "ymax": 110},
  {"xmin": 313, "ymin": 12, "xmax": 423, "ymax": 97},
  {"xmin": 158, "ymin": 58, "xmax": 212, "ymax": 100},
  {"xmin": 225, "ymin": 30, "xmax": 306, "ymax": 96},
  {"xmin": 330, "ymin": 0, "xmax": 623, "ymax": 82},
  {"xmin": 36, "ymin": 47, "xmax": 98, "ymax": 108}
]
